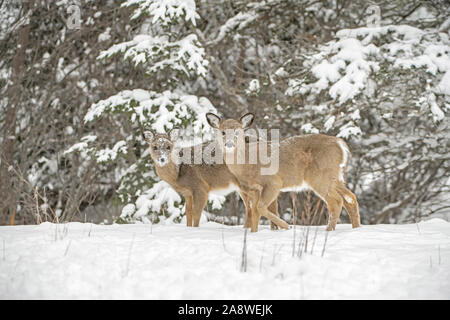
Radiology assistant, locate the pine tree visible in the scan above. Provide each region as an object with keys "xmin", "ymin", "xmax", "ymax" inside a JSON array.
[{"xmin": 66, "ymin": 0, "xmax": 218, "ymax": 223}]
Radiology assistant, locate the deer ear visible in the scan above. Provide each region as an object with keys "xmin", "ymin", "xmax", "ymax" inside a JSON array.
[
  {"xmin": 169, "ymin": 128, "xmax": 179, "ymax": 141},
  {"xmin": 143, "ymin": 130, "xmax": 154, "ymax": 142},
  {"xmin": 206, "ymin": 113, "xmax": 221, "ymax": 129},
  {"xmin": 240, "ymin": 113, "xmax": 254, "ymax": 129}
]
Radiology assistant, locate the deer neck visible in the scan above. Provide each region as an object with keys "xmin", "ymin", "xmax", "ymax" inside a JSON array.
[{"xmin": 154, "ymin": 158, "xmax": 180, "ymax": 185}]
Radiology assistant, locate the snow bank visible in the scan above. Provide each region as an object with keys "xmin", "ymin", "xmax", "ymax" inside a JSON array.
[{"xmin": 1, "ymin": 220, "xmax": 449, "ymax": 299}]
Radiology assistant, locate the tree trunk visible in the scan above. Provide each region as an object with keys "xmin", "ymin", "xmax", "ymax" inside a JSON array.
[{"xmin": 0, "ymin": 4, "xmax": 32, "ymax": 225}]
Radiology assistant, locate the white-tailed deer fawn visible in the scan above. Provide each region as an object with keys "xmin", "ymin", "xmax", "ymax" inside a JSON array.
[
  {"xmin": 206, "ymin": 112, "xmax": 361, "ymax": 232},
  {"xmin": 144, "ymin": 129, "xmax": 286, "ymax": 229}
]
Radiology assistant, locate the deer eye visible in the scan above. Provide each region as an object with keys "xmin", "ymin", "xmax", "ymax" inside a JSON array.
[
  {"xmin": 166, "ymin": 145, "xmax": 171, "ymax": 150},
  {"xmin": 222, "ymin": 131, "xmax": 226, "ymax": 136},
  {"xmin": 153, "ymin": 146, "xmax": 158, "ymax": 151}
]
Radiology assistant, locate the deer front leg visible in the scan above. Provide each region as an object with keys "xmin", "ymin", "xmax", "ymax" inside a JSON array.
[
  {"xmin": 255, "ymin": 183, "xmax": 289, "ymax": 231},
  {"xmin": 239, "ymin": 192, "xmax": 253, "ymax": 229},
  {"xmin": 244, "ymin": 188, "xmax": 261, "ymax": 232},
  {"xmin": 238, "ymin": 184, "xmax": 259, "ymax": 230},
  {"xmin": 192, "ymin": 190, "xmax": 208, "ymax": 227},
  {"xmin": 268, "ymin": 201, "xmax": 279, "ymax": 230},
  {"xmin": 255, "ymin": 205, "xmax": 289, "ymax": 231},
  {"xmin": 185, "ymin": 194, "xmax": 193, "ymax": 227}
]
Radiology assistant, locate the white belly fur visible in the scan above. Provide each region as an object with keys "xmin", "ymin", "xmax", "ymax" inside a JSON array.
[
  {"xmin": 210, "ymin": 183, "xmax": 240, "ymax": 196},
  {"xmin": 210, "ymin": 182, "xmax": 326, "ymax": 202},
  {"xmin": 281, "ymin": 182, "xmax": 326, "ymax": 202},
  {"xmin": 280, "ymin": 181, "xmax": 310, "ymax": 193}
]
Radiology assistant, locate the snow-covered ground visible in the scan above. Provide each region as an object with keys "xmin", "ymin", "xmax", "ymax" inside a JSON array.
[{"xmin": 1, "ymin": 219, "xmax": 449, "ymax": 299}]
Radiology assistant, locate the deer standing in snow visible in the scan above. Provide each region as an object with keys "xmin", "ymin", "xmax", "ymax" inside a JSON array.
[
  {"xmin": 206, "ymin": 112, "xmax": 361, "ymax": 232},
  {"xmin": 144, "ymin": 129, "xmax": 287, "ymax": 229}
]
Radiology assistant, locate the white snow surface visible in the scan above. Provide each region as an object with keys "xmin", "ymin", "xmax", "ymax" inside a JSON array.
[{"xmin": 1, "ymin": 219, "xmax": 450, "ymax": 299}]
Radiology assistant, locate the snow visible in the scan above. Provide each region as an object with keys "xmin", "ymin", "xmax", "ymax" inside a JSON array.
[
  {"xmin": 427, "ymin": 93, "xmax": 445, "ymax": 123},
  {"xmin": 84, "ymin": 89, "xmax": 216, "ymax": 134},
  {"xmin": 1, "ymin": 219, "xmax": 449, "ymax": 299},
  {"xmin": 95, "ymin": 140, "xmax": 128, "ymax": 163},
  {"xmin": 439, "ymin": 17, "xmax": 450, "ymax": 33},
  {"xmin": 97, "ymin": 27, "xmax": 111, "ymax": 42},
  {"xmin": 98, "ymin": 33, "xmax": 208, "ymax": 77},
  {"xmin": 337, "ymin": 123, "xmax": 362, "ymax": 139},
  {"xmin": 435, "ymin": 70, "xmax": 450, "ymax": 96},
  {"xmin": 64, "ymin": 135, "xmax": 97, "ymax": 155},
  {"xmin": 300, "ymin": 123, "xmax": 319, "ymax": 134},
  {"xmin": 133, "ymin": 180, "xmax": 182, "ymax": 221},
  {"xmin": 245, "ymin": 79, "xmax": 260, "ymax": 95},
  {"xmin": 211, "ymin": 12, "xmax": 258, "ymax": 45},
  {"xmin": 274, "ymin": 67, "xmax": 288, "ymax": 78},
  {"xmin": 122, "ymin": 0, "xmax": 199, "ymax": 26},
  {"xmin": 323, "ymin": 115, "xmax": 335, "ymax": 131},
  {"xmin": 336, "ymin": 25, "xmax": 425, "ymax": 43}
]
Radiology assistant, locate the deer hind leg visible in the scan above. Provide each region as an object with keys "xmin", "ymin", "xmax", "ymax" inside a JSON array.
[
  {"xmin": 185, "ymin": 195, "xmax": 193, "ymax": 227},
  {"xmin": 192, "ymin": 191, "xmax": 208, "ymax": 227},
  {"xmin": 324, "ymin": 191, "xmax": 344, "ymax": 232},
  {"xmin": 338, "ymin": 185, "xmax": 360, "ymax": 228}
]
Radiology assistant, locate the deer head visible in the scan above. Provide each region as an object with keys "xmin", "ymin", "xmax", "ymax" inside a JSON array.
[
  {"xmin": 206, "ymin": 112, "xmax": 254, "ymax": 153},
  {"xmin": 144, "ymin": 129, "xmax": 179, "ymax": 167}
]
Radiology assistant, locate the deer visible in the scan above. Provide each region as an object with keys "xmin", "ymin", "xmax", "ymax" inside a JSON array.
[
  {"xmin": 205, "ymin": 112, "xmax": 361, "ymax": 232},
  {"xmin": 143, "ymin": 129, "xmax": 287, "ymax": 229}
]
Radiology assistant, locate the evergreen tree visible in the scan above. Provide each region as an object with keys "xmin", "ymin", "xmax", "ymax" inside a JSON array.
[{"xmin": 67, "ymin": 0, "xmax": 218, "ymax": 223}]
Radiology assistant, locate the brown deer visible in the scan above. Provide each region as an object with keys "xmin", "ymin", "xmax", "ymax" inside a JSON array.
[
  {"xmin": 205, "ymin": 112, "xmax": 361, "ymax": 232},
  {"xmin": 143, "ymin": 129, "xmax": 286, "ymax": 229}
]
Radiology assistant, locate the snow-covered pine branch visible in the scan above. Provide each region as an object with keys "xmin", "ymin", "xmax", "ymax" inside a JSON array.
[
  {"xmin": 97, "ymin": 34, "xmax": 208, "ymax": 77},
  {"xmin": 122, "ymin": 0, "xmax": 199, "ymax": 26},
  {"xmin": 286, "ymin": 24, "xmax": 449, "ymax": 138}
]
